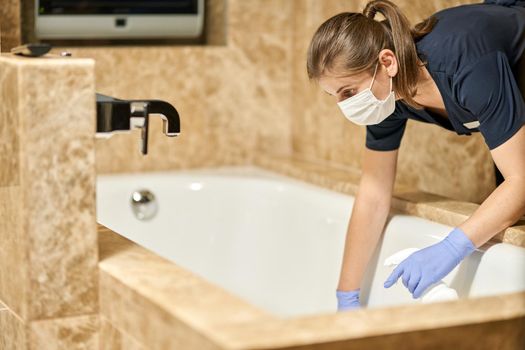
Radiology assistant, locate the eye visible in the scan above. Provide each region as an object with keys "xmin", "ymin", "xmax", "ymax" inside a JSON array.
[{"xmin": 341, "ymin": 89, "xmax": 356, "ymax": 99}]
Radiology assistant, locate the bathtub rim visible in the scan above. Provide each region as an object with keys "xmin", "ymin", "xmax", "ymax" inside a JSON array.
[
  {"xmin": 96, "ymin": 162, "xmax": 525, "ymax": 348},
  {"xmin": 96, "ymin": 163, "xmax": 525, "ymax": 250},
  {"xmin": 98, "ymin": 223, "xmax": 525, "ymax": 349}
]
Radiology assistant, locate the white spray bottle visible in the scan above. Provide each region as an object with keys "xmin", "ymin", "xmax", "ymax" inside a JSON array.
[{"xmin": 384, "ymin": 248, "xmax": 459, "ymax": 303}]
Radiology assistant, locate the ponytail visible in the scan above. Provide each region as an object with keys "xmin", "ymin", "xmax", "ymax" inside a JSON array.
[{"xmin": 307, "ymin": 0, "xmax": 437, "ymax": 110}]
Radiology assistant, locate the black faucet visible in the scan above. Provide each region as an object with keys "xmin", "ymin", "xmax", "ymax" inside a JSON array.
[{"xmin": 96, "ymin": 93, "xmax": 181, "ymax": 155}]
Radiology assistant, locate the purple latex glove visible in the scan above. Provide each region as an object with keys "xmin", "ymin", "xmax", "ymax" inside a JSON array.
[
  {"xmin": 384, "ymin": 227, "xmax": 476, "ymax": 298},
  {"xmin": 336, "ymin": 288, "xmax": 361, "ymax": 311}
]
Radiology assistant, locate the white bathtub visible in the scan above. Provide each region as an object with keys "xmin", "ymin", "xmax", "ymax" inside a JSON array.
[{"xmin": 96, "ymin": 166, "xmax": 525, "ymax": 318}]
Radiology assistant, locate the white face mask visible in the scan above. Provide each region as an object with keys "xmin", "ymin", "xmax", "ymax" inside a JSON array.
[{"xmin": 337, "ymin": 62, "xmax": 395, "ymax": 126}]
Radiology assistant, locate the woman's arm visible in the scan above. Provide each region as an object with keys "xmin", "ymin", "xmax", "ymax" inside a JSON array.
[
  {"xmin": 460, "ymin": 124, "xmax": 525, "ymax": 247},
  {"xmin": 384, "ymin": 124, "xmax": 525, "ymax": 299},
  {"xmin": 337, "ymin": 147, "xmax": 399, "ymax": 292}
]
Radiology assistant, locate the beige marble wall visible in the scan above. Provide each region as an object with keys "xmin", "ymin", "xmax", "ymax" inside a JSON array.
[
  {"xmin": 99, "ymin": 316, "xmax": 145, "ymax": 350},
  {"xmin": 0, "ymin": 309, "xmax": 100, "ymax": 350},
  {"xmin": 0, "ymin": 0, "xmax": 21, "ymax": 52},
  {"xmin": 56, "ymin": 0, "xmax": 491, "ymax": 204},
  {"xmin": 29, "ymin": 315, "xmax": 99, "ymax": 349},
  {"xmin": 1, "ymin": 0, "xmax": 499, "ymax": 203},
  {"xmin": 0, "ymin": 54, "xmax": 99, "ymax": 348},
  {"xmin": 67, "ymin": 0, "xmax": 294, "ymax": 175},
  {"xmin": 0, "ymin": 306, "xmax": 26, "ymax": 350}
]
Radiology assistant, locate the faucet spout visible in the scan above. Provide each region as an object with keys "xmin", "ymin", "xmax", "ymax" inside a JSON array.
[
  {"xmin": 95, "ymin": 93, "xmax": 181, "ymax": 155},
  {"xmin": 131, "ymin": 99, "xmax": 180, "ymax": 137}
]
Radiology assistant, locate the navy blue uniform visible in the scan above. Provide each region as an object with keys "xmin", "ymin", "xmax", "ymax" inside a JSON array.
[{"xmin": 366, "ymin": 0, "xmax": 525, "ymax": 151}]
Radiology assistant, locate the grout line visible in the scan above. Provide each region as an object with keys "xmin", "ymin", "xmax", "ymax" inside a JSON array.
[
  {"xmin": 99, "ymin": 314, "xmax": 145, "ymax": 348},
  {"xmin": 0, "ymin": 303, "xmax": 24, "ymax": 324},
  {"xmin": 0, "ymin": 300, "xmax": 99, "ymax": 324},
  {"xmin": 28, "ymin": 312, "xmax": 100, "ymax": 323}
]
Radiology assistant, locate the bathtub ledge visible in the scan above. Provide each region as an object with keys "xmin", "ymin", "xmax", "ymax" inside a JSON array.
[{"xmin": 97, "ymin": 224, "xmax": 525, "ymax": 349}]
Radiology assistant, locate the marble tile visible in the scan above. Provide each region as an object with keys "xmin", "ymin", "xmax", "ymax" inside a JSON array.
[
  {"xmin": 0, "ymin": 0, "xmax": 21, "ymax": 52},
  {"xmin": 29, "ymin": 314, "xmax": 99, "ymax": 350},
  {"xmin": 99, "ymin": 271, "xmax": 226, "ymax": 350},
  {"xmin": 0, "ymin": 54, "xmax": 98, "ymax": 321},
  {"xmin": 497, "ymin": 224, "xmax": 525, "ymax": 248},
  {"xmin": 18, "ymin": 56, "xmax": 98, "ymax": 320},
  {"xmin": 0, "ymin": 307, "xmax": 27, "ymax": 350},
  {"xmin": 79, "ymin": 46, "xmax": 252, "ymax": 174},
  {"xmin": 0, "ymin": 57, "xmax": 20, "ymax": 186},
  {"xmin": 1, "ymin": 296, "xmax": 99, "ymax": 349},
  {"xmin": 204, "ymin": 0, "xmax": 227, "ymax": 46},
  {"xmin": 212, "ymin": 303, "xmax": 525, "ymax": 350},
  {"xmin": 0, "ymin": 186, "xmax": 27, "ymax": 318},
  {"xmin": 99, "ymin": 316, "xmax": 146, "ymax": 350}
]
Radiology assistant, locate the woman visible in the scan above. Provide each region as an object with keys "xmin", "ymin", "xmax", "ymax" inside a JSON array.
[{"xmin": 306, "ymin": 0, "xmax": 525, "ymax": 311}]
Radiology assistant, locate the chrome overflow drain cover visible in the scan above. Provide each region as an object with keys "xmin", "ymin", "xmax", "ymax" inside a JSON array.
[{"xmin": 130, "ymin": 189, "xmax": 158, "ymax": 220}]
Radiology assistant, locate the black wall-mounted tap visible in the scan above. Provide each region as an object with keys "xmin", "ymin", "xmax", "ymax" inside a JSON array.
[{"xmin": 96, "ymin": 93, "xmax": 181, "ymax": 155}]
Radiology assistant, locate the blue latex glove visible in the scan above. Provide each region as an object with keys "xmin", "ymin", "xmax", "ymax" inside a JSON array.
[
  {"xmin": 384, "ymin": 227, "xmax": 476, "ymax": 299},
  {"xmin": 336, "ymin": 288, "xmax": 361, "ymax": 311}
]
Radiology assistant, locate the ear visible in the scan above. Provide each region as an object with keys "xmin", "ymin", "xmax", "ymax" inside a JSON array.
[{"xmin": 378, "ymin": 49, "xmax": 398, "ymax": 77}]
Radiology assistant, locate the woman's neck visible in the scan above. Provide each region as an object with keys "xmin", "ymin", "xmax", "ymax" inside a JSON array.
[{"xmin": 412, "ymin": 65, "xmax": 446, "ymax": 112}]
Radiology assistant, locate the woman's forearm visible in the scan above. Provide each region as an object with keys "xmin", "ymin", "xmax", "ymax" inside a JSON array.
[
  {"xmin": 460, "ymin": 177, "xmax": 525, "ymax": 248},
  {"xmin": 337, "ymin": 195, "xmax": 392, "ymax": 291}
]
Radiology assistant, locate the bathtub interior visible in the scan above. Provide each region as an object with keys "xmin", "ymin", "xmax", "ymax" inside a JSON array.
[
  {"xmin": 96, "ymin": 166, "xmax": 525, "ymax": 318},
  {"xmin": 362, "ymin": 215, "xmax": 525, "ymax": 309}
]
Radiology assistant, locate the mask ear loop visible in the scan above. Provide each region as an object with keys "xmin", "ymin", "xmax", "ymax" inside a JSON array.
[
  {"xmin": 370, "ymin": 62, "xmax": 395, "ymax": 97},
  {"xmin": 369, "ymin": 62, "xmax": 379, "ymax": 90}
]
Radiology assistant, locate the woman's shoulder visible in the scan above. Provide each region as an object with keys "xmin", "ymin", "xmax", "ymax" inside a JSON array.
[{"xmin": 416, "ymin": 2, "xmax": 525, "ymax": 75}]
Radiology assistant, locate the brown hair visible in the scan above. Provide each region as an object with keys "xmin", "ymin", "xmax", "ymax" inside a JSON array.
[{"xmin": 306, "ymin": 0, "xmax": 437, "ymax": 110}]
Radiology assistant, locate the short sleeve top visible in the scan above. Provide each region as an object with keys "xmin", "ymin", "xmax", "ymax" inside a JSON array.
[{"xmin": 365, "ymin": 0, "xmax": 525, "ymax": 151}]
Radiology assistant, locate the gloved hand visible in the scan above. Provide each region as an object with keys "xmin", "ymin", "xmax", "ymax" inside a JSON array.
[
  {"xmin": 336, "ymin": 288, "xmax": 361, "ymax": 311},
  {"xmin": 384, "ymin": 227, "xmax": 476, "ymax": 299}
]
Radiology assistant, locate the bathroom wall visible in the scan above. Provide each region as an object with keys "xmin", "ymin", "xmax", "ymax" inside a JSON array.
[
  {"xmin": 71, "ymin": 0, "xmax": 295, "ymax": 175},
  {"xmin": 0, "ymin": 0, "xmax": 20, "ymax": 52},
  {"xmin": 0, "ymin": 54, "xmax": 99, "ymax": 348},
  {"xmin": 1, "ymin": 0, "xmax": 497, "ymax": 203},
  {"xmin": 81, "ymin": 0, "xmax": 496, "ymax": 203}
]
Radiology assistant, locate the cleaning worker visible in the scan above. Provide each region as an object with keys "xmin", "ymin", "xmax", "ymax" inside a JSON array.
[{"xmin": 306, "ymin": 0, "xmax": 525, "ymax": 311}]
